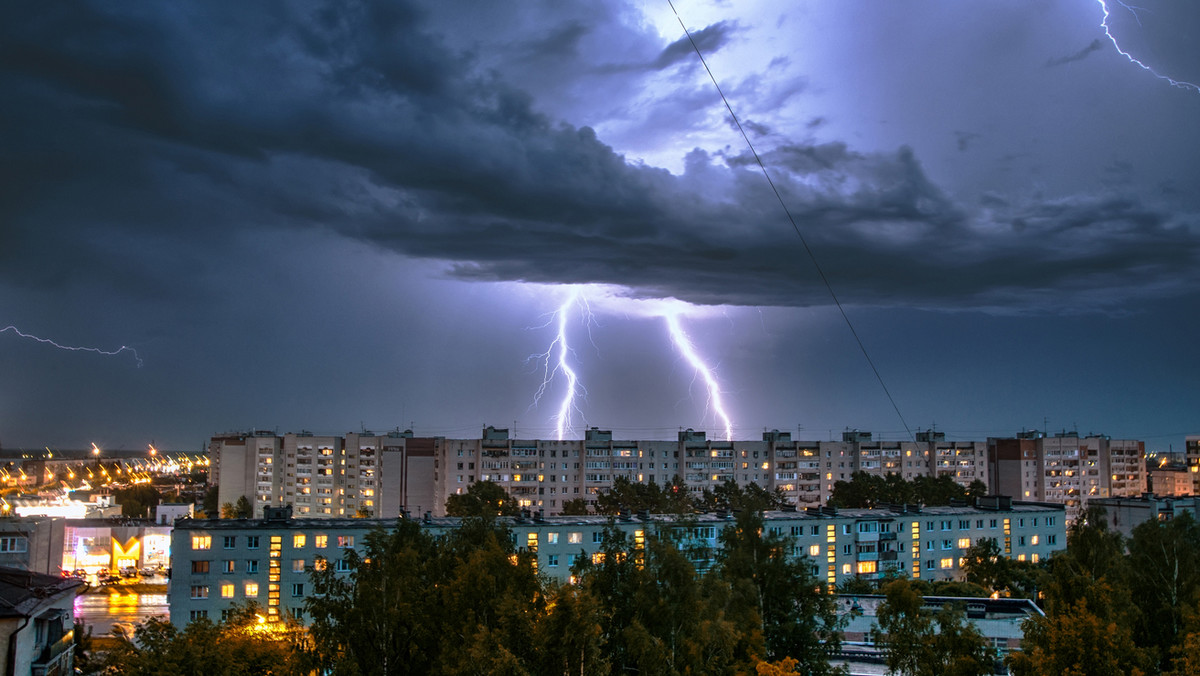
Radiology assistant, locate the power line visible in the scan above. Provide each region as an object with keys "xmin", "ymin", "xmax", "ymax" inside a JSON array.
[{"xmin": 665, "ymin": 0, "xmax": 914, "ymax": 442}]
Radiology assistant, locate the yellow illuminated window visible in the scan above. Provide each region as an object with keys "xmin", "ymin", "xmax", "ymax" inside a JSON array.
[
  {"xmin": 526, "ymin": 533, "xmax": 538, "ymax": 551},
  {"xmin": 568, "ymin": 532, "xmax": 583, "ymax": 544},
  {"xmin": 857, "ymin": 561, "xmax": 877, "ymax": 574},
  {"xmin": 809, "ymin": 544, "xmax": 821, "ymax": 556},
  {"xmin": 245, "ymin": 582, "xmax": 259, "ymax": 597},
  {"xmin": 1032, "ymin": 553, "xmax": 1040, "ymax": 563},
  {"xmin": 191, "ymin": 536, "xmax": 211, "ymax": 550},
  {"xmin": 841, "ymin": 563, "xmax": 851, "ymax": 575},
  {"xmin": 313, "ymin": 558, "xmax": 326, "ymax": 571},
  {"xmin": 940, "ymin": 558, "xmax": 953, "ymax": 569},
  {"xmin": 315, "ymin": 535, "xmax": 328, "ymax": 548},
  {"xmin": 592, "ymin": 552, "xmax": 605, "ymax": 565},
  {"xmin": 293, "ymin": 534, "xmax": 306, "ymax": 548},
  {"xmin": 221, "ymin": 584, "xmax": 234, "ymax": 599},
  {"xmin": 1031, "ymin": 535, "xmax": 1039, "ymax": 545},
  {"xmin": 1017, "ymin": 554, "xmax": 1027, "ymax": 562},
  {"xmin": 957, "ymin": 538, "xmax": 970, "ymax": 549}
]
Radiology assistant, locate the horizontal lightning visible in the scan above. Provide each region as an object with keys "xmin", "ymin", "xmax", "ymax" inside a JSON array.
[
  {"xmin": 2, "ymin": 325, "xmax": 143, "ymax": 367},
  {"xmin": 1097, "ymin": 1, "xmax": 1200, "ymax": 93}
]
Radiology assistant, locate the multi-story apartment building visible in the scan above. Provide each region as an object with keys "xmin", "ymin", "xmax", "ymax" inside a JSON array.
[
  {"xmin": 169, "ymin": 499, "xmax": 1065, "ymax": 628},
  {"xmin": 988, "ymin": 431, "xmax": 1146, "ymax": 522},
  {"xmin": 1185, "ymin": 436, "xmax": 1200, "ymax": 493},
  {"xmin": 211, "ymin": 427, "xmax": 1139, "ymax": 521},
  {"xmin": 210, "ymin": 430, "xmax": 437, "ymax": 519}
]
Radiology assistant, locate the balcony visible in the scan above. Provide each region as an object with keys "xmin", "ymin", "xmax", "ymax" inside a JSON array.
[{"xmin": 32, "ymin": 628, "xmax": 74, "ymax": 676}]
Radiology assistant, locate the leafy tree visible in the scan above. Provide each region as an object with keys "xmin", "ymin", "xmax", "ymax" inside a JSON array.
[
  {"xmin": 220, "ymin": 502, "xmax": 237, "ymax": 519},
  {"xmin": 595, "ymin": 476, "xmax": 695, "ymax": 515},
  {"xmin": 1008, "ymin": 595, "xmax": 1150, "ymax": 676},
  {"xmin": 306, "ymin": 521, "xmax": 441, "ymax": 675},
  {"xmin": 716, "ymin": 510, "xmax": 843, "ymax": 672},
  {"xmin": 444, "ymin": 480, "xmax": 520, "ymax": 517},
  {"xmin": 1127, "ymin": 511, "xmax": 1200, "ymax": 665},
  {"xmin": 114, "ymin": 484, "xmax": 162, "ymax": 518},
  {"xmin": 872, "ymin": 579, "xmax": 992, "ymax": 676},
  {"xmin": 201, "ymin": 485, "xmax": 219, "ymax": 517},
  {"xmin": 234, "ymin": 495, "xmax": 253, "ymax": 518},
  {"xmin": 830, "ymin": 473, "xmax": 982, "ymax": 510},
  {"xmin": 560, "ymin": 497, "xmax": 590, "ymax": 515},
  {"xmin": 533, "ymin": 583, "xmax": 610, "ymax": 676},
  {"xmin": 98, "ymin": 605, "xmax": 309, "ymax": 676},
  {"xmin": 697, "ymin": 480, "xmax": 789, "ymax": 513}
]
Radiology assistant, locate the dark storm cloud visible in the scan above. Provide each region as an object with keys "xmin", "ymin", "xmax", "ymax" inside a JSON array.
[
  {"xmin": 1044, "ymin": 38, "xmax": 1103, "ymax": 68},
  {"xmin": 2, "ymin": 0, "xmax": 1198, "ymax": 314},
  {"xmin": 650, "ymin": 21, "xmax": 737, "ymax": 70}
]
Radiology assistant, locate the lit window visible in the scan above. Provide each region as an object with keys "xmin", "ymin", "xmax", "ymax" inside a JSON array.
[
  {"xmin": 957, "ymin": 538, "xmax": 970, "ymax": 549},
  {"xmin": 292, "ymin": 559, "xmax": 305, "ymax": 573},
  {"xmin": 841, "ymin": 563, "xmax": 851, "ymax": 575},
  {"xmin": 245, "ymin": 582, "xmax": 259, "ymax": 597},
  {"xmin": 1031, "ymin": 535, "xmax": 1039, "ymax": 545},
  {"xmin": 857, "ymin": 561, "xmax": 877, "ymax": 574},
  {"xmin": 337, "ymin": 535, "xmax": 354, "ymax": 548},
  {"xmin": 547, "ymin": 532, "xmax": 559, "ymax": 545},
  {"xmin": 940, "ymin": 558, "xmax": 953, "ymax": 569},
  {"xmin": 315, "ymin": 535, "xmax": 328, "ymax": 548},
  {"xmin": 808, "ymin": 544, "xmax": 821, "ymax": 557},
  {"xmin": 293, "ymin": 534, "xmax": 306, "ymax": 548},
  {"xmin": 568, "ymin": 532, "xmax": 583, "ymax": 544},
  {"xmin": 1018, "ymin": 554, "xmax": 1027, "ymax": 562},
  {"xmin": 221, "ymin": 584, "xmax": 234, "ymax": 599},
  {"xmin": 192, "ymin": 536, "xmax": 211, "ymax": 550},
  {"xmin": 1031, "ymin": 553, "xmax": 1040, "ymax": 563},
  {"xmin": 223, "ymin": 560, "xmax": 235, "ymax": 573}
]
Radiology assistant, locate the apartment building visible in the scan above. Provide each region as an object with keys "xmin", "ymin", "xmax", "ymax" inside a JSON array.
[
  {"xmin": 210, "ymin": 427, "xmax": 1137, "ymax": 521},
  {"xmin": 210, "ymin": 430, "xmax": 436, "ymax": 519},
  {"xmin": 1184, "ymin": 435, "xmax": 1200, "ymax": 493},
  {"xmin": 169, "ymin": 499, "xmax": 1065, "ymax": 627},
  {"xmin": 988, "ymin": 431, "xmax": 1146, "ymax": 522}
]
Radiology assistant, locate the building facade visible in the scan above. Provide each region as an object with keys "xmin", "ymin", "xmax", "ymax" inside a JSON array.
[
  {"xmin": 988, "ymin": 431, "xmax": 1146, "ymax": 522},
  {"xmin": 1089, "ymin": 494, "xmax": 1200, "ymax": 539},
  {"xmin": 0, "ymin": 567, "xmax": 83, "ymax": 676},
  {"xmin": 168, "ymin": 500, "xmax": 1065, "ymax": 628},
  {"xmin": 212, "ymin": 427, "xmax": 998, "ymax": 519}
]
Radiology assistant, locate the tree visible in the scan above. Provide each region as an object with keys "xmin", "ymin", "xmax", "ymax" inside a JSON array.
[
  {"xmin": 1008, "ymin": 595, "xmax": 1150, "ymax": 676},
  {"xmin": 306, "ymin": 521, "xmax": 442, "ymax": 675},
  {"xmin": 696, "ymin": 480, "xmax": 789, "ymax": 513},
  {"xmin": 98, "ymin": 606, "xmax": 309, "ymax": 676},
  {"xmin": 114, "ymin": 484, "xmax": 162, "ymax": 518},
  {"xmin": 717, "ymin": 510, "xmax": 843, "ymax": 672},
  {"xmin": 872, "ymin": 579, "xmax": 992, "ymax": 676},
  {"xmin": 560, "ymin": 497, "xmax": 590, "ymax": 515},
  {"xmin": 444, "ymin": 480, "xmax": 520, "ymax": 517},
  {"xmin": 1127, "ymin": 511, "xmax": 1200, "ymax": 665},
  {"xmin": 201, "ymin": 485, "xmax": 219, "ymax": 517},
  {"xmin": 233, "ymin": 495, "xmax": 253, "ymax": 518},
  {"xmin": 220, "ymin": 502, "xmax": 236, "ymax": 519}
]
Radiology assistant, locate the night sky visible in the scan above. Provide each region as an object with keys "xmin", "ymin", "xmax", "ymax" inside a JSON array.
[{"xmin": 2, "ymin": 1, "xmax": 1197, "ymax": 453}]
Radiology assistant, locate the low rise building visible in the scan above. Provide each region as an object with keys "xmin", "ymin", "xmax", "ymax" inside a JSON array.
[
  {"xmin": 169, "ymin": 499, "xmax": 1065, "ymax": 628},
  {"xmin": 1089, "ymin": 494, "xmax": 1200, "ymax": 539},
  {"xmin": 831, "ymin": 593, "xmax": 1043, "ymax": 675},
  {"xmin": 0, "ymin": 567, "xmax": 84, "ymax": 676}
]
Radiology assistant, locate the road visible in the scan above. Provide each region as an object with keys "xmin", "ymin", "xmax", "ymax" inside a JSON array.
[{"xmin": 74, "ymin": 588, "xmax": 169, "ymax": 638}]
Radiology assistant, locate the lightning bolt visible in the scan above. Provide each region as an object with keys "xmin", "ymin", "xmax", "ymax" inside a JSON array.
[
  {"xmin": 662, "ymin": 310, "xmax": 733, "ymax": 442},
  {"xmin": 1, "ymin": 325, "xmax": 143, "ymax": 367},
  {"xmin": 529, "ymin": 290, "xmax": 590, "ymax": 440},
  {"xmin": 1097, "ymin": 1, "xmax": 1200, "ymax": 93}
]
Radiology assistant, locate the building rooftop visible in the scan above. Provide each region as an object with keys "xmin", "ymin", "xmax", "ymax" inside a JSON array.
[{"xmin": 0, "ymin": 567, "xmax": 84, "ymax": 618}]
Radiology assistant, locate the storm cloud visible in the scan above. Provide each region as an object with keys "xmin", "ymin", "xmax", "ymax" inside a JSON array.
[{"xmin": 1, "ymin": 0, "xmax": 1197, "ymax": 315}]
